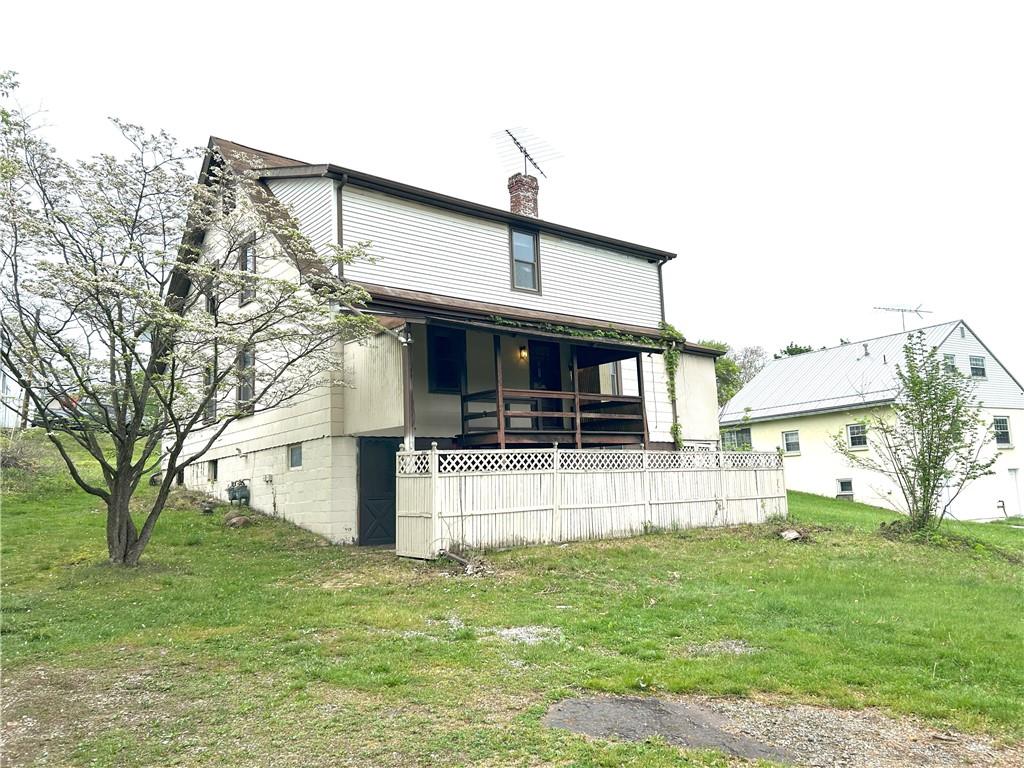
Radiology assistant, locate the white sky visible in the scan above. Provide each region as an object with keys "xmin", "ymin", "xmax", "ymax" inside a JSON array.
[{"xmin": 6, "ymin": 0, "xmax": 1023, "ymax": 378}]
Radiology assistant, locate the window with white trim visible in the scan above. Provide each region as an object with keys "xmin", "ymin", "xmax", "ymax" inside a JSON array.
[
  {"xmin": 969, "ymin": 356, "xmax": 986, "ymax": 378},
  {"xmin": 837, "ymin": 478, "xmax": 854, "ymax": 497},
  {"xmin": 721, "ymin": 427, "xmax": 752, "ymax": 451},
  {"xmin": 510, "ymin": 229, "xmax": 540, "ymax": 292},
  {"xmin": 207, "ymin": 459, "xmax": 218, "ymax": 482},
  {"xmin": 846, "ymin": 423, "xmax": 867, "ymax": 448},
  {"xmin": 782, "ymin": 430, "xmax": 800, "ymax": 454},
  {"xmin": 943, "ymin": 354, "xmax": 956, "ymax": 374},
  {"xmin": 993, "ymin": 416, "xmax": 1011, "ymax": 447}
]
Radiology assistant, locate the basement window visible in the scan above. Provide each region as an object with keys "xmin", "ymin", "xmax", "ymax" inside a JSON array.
[
  {"xmin": 510, "ymin": 228, "xmax": 540, "ymax": 292},
  {"xmin": 837, "ymin": 478, "xmax": 854, "ymax": 499},
  {"xmin": 208, "ymin": 459, "xmax": 218, "ymax": 482},
  {"xmin": 288, "ymin": 443, "xmax": 303, "ymax": 469},
  {"xmin": 970, "ymin": 356, "xmax": 986, "ymax": 378}
]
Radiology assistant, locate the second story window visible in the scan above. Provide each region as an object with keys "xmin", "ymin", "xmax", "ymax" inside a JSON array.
[
  {"xmin": 943, "ymin": 354, "xmax": 956, "ymax": 374},
  {"xmin": 238, "ymin": 242, "xmax": 256, "ymax": 306},
  {"xmin": 969, "ymin": 356, "xmax": 986, "ymax": 378},
  {"xmin": 510, "ymin": 229, "xmax": 540, "ymax": 292}
]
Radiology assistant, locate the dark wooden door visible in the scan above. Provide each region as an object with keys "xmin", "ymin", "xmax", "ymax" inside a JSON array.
[
  {"xmin": 358, "ymin": 437, "xmax": 403, "ymax": 546},
  {"xmin": 529, "ymin": 341, "xmax": 563, "ymax": 430}
]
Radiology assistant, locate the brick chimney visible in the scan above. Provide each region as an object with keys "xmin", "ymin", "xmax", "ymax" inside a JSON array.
[{"xmin": 508, "ymin": 173, "xmax": 539, "ymax": 217}]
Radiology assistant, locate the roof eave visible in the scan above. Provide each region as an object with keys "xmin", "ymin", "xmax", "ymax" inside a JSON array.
[{"xmin": 256, "ymin": 164, "xmax": 677, "ymax": 263}]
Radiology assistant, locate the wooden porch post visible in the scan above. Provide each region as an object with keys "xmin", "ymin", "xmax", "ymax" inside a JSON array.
[
  {"xmin": 493, "ymin": 334, "xmax": 505, "ymax": 449},
  {"xmin": 635, "ymin": 352, "xmax": 649, "ymax": 449},
  {"xmin": 571, "ymin": 346, "xmax": 582, "ymax": 449},
  {"xmin": 401, "ymin": 328, "xmax": 415, "ymax": 451}
]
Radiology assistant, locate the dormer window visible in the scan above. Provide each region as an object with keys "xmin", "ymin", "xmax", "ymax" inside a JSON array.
[{"xmin": 510, "ymin": 228, "xmax": 540, "ymax": 292}]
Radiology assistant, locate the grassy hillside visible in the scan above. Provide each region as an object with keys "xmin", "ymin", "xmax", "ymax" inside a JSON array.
[{"xmin": 2, "ymin": 433, "xmax": 1022, "ymax": 767}]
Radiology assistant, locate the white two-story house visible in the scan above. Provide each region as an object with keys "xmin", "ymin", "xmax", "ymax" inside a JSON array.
[
  {"xmin": 720, "ymin": 321, "xmax": 1023, "ymax": 521},
  {"xmin": 177, "ymin": 138, "xmax": 763, "ymax": 551}
]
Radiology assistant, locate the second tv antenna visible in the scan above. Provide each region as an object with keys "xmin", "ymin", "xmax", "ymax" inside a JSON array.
[{"xmin": 874, "ymin": 304, "xmax": 933, "ymax": 331}]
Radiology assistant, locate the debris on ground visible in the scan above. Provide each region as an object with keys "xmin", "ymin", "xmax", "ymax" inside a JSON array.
[
  {"xmin": 545, "ymin": 694, "xmax": 1024, "ymax": 767},
  {"xmin": 780, "ymin": 529, "xmax": 803, "ymax": 541},
  {"xmin": 225, "ymin": 515, "xmax": 251, "ymax": 528},
  {"xmin": 438, "ymin": 549, "xmax": 493, "ymax": 576}
]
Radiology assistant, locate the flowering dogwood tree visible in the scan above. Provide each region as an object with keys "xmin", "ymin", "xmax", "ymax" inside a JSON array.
[{"xmin": 1, "ymin": 74, "xmax": 377, "ymax": 564}]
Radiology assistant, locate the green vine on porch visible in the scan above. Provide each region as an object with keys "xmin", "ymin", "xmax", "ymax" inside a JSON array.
[{"xmin": 487, "ymin": 316, "xmax": 687, "ymax": 450}]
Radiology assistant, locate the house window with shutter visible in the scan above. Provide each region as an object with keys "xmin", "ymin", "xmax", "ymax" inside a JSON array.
[
  {"xmin": 509, "ymin": 228, "xmax": 540, "ymax": 292},
  {"xmin": 427, "ymin": 326, "xmax": 466, "ymax": 394}
]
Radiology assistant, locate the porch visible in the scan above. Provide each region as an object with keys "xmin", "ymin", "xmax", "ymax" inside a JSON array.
[{"xmin": 400, "ymin": 319, "xmax": 658, "ymax": 450}]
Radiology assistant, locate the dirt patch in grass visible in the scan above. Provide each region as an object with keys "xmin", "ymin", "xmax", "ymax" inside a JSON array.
[
  {"xmin": 546, "ymin": 694, "xmax": 1024, "ymax": 767},
  {"xmin": 1, "ymin": 663, "xmax": 186, "ymax": 766}
]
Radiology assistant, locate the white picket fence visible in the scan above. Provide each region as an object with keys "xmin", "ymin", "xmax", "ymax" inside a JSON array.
[{"xmin": 395, "ymin": 446, "xmax": 787, "ymax": 558}]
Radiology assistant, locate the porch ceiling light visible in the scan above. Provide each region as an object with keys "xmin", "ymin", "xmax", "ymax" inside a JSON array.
[{"xmin": 518, "ymin": 345, "xmax": 528, "ymax": 362}]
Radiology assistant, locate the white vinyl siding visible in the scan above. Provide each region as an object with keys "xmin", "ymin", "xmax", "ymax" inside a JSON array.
[
  {"xmin": 340, "ymin": 186, "xmax": 663, "ymax": 328},
  {"xmin": 940, "ymin": 324, "xmax": 1023, "ymax": 409},
  {"xmin": 265, "ymin": 177, "xmax": 336, "ymax": 258}
]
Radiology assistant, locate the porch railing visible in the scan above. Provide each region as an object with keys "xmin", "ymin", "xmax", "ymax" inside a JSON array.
[{"xmin": 461, "ymin": 388, "xmax": 645, "ymax": 447}]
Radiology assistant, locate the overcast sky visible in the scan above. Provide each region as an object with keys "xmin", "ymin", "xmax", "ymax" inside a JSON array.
[{"xmin": 6, "ymin": 1, "xmax": 1022, "ymax": 379}]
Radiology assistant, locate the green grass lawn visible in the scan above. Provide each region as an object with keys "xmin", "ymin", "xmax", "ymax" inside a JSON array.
[{"xmin": 2, "ymin": 436, "xmax": 1022, "ymax": 767}]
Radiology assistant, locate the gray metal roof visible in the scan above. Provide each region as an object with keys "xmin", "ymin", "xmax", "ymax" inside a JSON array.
[{"xmin": 719, "ymin": 321, "xmax": 961, "ymax": 425}]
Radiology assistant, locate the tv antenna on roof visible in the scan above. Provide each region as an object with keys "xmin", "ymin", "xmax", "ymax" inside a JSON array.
[
  {"xmin": 873, "ymin": 304, "xmax": 933, "ymax": 332},
  {"xmin": 495, "ymin": 128, "xmax": 561, "ymax": 178}
]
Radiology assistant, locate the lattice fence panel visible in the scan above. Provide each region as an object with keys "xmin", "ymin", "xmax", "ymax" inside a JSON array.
[
  {"xmin": 396, "ymin": 452, "xmax": 430, "ymax": 475},
  {"xmin": 720, "ymin": 451, "xmax": 782, "ymax": 470},
  {"xmin": 558, "ymin": 451, "xmax": 644, "ymax": 472},
  {"xmin": 647, "ymin": 450, "xmax": 719, "ymax": 470},
  {"xmin": 438, "ymin": 449, "xmax": 555, "ymax": 475}
]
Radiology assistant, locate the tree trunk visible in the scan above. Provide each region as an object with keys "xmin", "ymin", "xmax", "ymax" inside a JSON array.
[{"xmin": 106, "ymin": 490, "xmax": 139, "ymax": 565}]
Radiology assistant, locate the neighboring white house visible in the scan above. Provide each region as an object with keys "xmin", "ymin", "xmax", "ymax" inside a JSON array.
[
  {"xmin": 720, "ymin": 321, "xmax": 1024, "ymax": 522},
  {"xmin": 173, "ymin": 138, "xmax": 778, "ymax": 551},
  {"xmin": 0, "ymin": 367, "xmax": 25, "ymax": 429}
]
